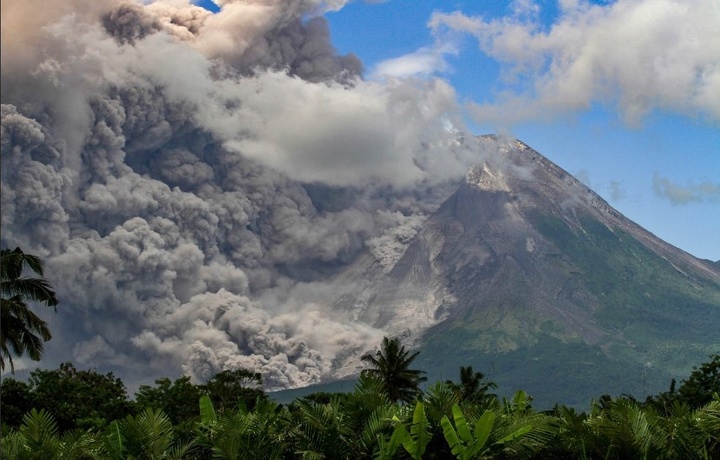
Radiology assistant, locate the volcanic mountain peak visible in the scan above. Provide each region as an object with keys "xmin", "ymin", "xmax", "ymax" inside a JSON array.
[
  {"xmin": 466, "ymin": 163, "xmax": 510, "ymax": 192},
  {"xmin": 327, "ymin": 136, "xmax": 720, "ymax": 406},
  {"xmin": 470, "ymin": 138, "xmax": 719, "ymax": 284}
]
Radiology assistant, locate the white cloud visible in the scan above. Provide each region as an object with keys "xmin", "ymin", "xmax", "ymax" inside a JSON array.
[
  {"xmin": 370, "ymin": 42, "xmax": 458, "ymax": 79},
  {"xmin": 430, "ymin": 0, "xmax": 720, "ymax": 126},
  {"xmin": 221, "ymin": 73, "xmax": 473, "ymax": 186}
]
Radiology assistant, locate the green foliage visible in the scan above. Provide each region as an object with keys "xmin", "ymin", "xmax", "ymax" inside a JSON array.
[
  {"xmin": 199, "ymin": 395, "xmax": 217, "ymax": 425},
  {"xmin": 197, "ymin": 395, "xmax": 290, "ymax": 458},
  {"xmin": 402, "ymin": 402, "xmax": 431, "ymax": 459},
  {"xmin": 440, "ymin": 406, "xmax": 478, "ymax": 460},
  {"xmin": 376, "ymin": 416, "xmax": 407, "ymax": 460},
  {"xmin": 2, "ymin": 355, "xmax": 720, "ymax": 459},
  {"xmin": 361, "ymin": 337, "xmax": 427, "ymax": 403},
  {"xmin": 677, "ymin": 354, "xmax": 720, "ymax": 408},
  {"xmin": 440, "ymin": 404, "xmax": 534, "ymax": 460},
  {"xmin": 1, "ymin": 378, "xmax": 34, "ymax": 429},
  {"xmin": 104, "ymin": 420, "xmax": 124, "ymax": 460},
  {"xmin": 1, "ymin": 247, "xmax": 58, "ymax": 372},
  {"xmin": 290, "ymin": 396, "xmax": 355, "ymax": 459},
  {"xmin": 352, "ymin": 403, "xmax": 397, "ymax": 459},
  {"xmin": 341, "ymin": 375, "xmax": 399, "ymax": 458},
  {"xmin": 26, "ymin": 362, "xmax": 134, "ymax": 433},
  {"xmin": 0, "ymin": 409, "xmax": 104, "ymax": 460},
  {"xmin": 422, "ymin": 381, "xmax": 460, "ymax": 423},
  {"xmin": 203, "ymin": 368, "xmax": 267, "ymax": 413},
  {"xmin": 648, "ymin": 354, "xmax": 720, "ymax": 413},
  {"xmin": 137, "ymin": 369, "xmax": 266, "ymax": 443},
  {"xmin": 103, "ymin": 408, "xmax": 193, "ymax": 460},
  {"xmin": 695, "ymin": 395, "xmax": 720, "ymax": 458},
  {"xmin": 16, "ymin": 409, "xmax": 61, "ymax": 458},
  {"xmin": 446, "ymin": 366, "xmax": 497, "ymax": 406},
  {"xmin": 136, "ymin": 376, "xmax": 204, "ymax": 425}
]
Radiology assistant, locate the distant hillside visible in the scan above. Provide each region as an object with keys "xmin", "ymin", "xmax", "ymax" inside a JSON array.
[{"xmin": 326, "ymin": 137, "xmax": 720, "ymax": 408}]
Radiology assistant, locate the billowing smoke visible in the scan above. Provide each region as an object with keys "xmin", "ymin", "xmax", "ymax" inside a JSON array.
[{"xmin": 1, "ymin": 0, "xmax": 480, "ymax": 388}]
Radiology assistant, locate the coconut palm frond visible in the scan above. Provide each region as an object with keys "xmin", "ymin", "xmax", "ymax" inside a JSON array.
[
  {"xmin": 1, "ymin": 278, "xmax": 58, "ymax": 307},
  {"xmin": 18, "ymin": 408, "xmax": 62, "ymax": 457},
  {"xmin": 1, "ymin": 247, "xmax": 58, "ymax": 372}
]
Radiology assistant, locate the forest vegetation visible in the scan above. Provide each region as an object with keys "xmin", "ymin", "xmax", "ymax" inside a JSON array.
[
  {"xmin": 1, "ymin": 347, "xmax": 718, "ymax": 459},
  {"xmin": 1, "ymin": 248, "xmax": 719, "ymax": 458}
]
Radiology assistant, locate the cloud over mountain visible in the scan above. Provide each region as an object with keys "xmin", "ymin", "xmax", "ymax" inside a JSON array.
[
  {"xmin": 1, "ymin": 0, "xmax": 480, "ymax": 388},
  {"xmin": 653, "ymin": 174, "xmax": 720, "ymax": 205}
]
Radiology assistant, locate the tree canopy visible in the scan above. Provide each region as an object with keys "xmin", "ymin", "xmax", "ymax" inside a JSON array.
[
  {"xmin": 1, "ymin": 247, "xmax": 58, "ymax": 372},
  {"xmin": 446, "ymin": 365, "xmax": 497, "ymax": 404},
  {"xmin": 361, "ymin": 336, "xmax": 427, "ymax": 403},
  {"xmin": 2, "ymin": 353, "xmax": 720, "ymax": 458}
]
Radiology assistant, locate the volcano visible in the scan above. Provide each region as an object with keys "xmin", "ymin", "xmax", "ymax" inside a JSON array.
[{"xmin": 326, "ymin": 136, "xmax": 720, "ymax": 407}]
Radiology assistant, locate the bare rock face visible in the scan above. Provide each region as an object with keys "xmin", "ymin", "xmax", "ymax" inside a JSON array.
[{"xmin": 329, "ymin": 136, "xmax": 720, "ymax": 406}]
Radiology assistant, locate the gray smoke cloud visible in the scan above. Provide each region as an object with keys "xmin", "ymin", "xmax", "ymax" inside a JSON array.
[
  {"xmin": 1, "ymin": 0, "xmax": 480, "ymax": 388},
  {"xmin": 653, "ymin": 174, "xmax": 720, "ymax": 205}
]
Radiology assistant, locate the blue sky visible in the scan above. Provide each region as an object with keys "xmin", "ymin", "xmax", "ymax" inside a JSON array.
[{"xmin": 198, "ymin": 0, "xmax": 720, "ymax": 260}]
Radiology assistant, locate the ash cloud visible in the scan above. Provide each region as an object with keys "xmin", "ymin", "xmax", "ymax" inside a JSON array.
[{"xmin": 1, "ymin": 0, "xmax": 478, "ymax": 389}]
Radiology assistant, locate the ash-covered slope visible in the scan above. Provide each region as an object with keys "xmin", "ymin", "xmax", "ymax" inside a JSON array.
[{"xmin": 336, "ymin": 136, "xmax": 720, "ymax": 406}]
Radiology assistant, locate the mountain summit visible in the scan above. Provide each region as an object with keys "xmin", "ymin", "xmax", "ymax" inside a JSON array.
[{"xmin": 330, "ymin": 136, "xmax": 720, "ymax": 407}]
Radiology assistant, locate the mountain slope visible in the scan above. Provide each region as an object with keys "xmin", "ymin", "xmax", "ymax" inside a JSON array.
[{"xmin": 334, "ymin": 137, "xmax": 720, "ymax": 407}]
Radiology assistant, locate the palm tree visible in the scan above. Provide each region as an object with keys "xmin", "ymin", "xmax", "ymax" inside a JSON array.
[
  {"xmin": 1, "ymin": 247, "xmax": 59, "ymax": 372},
  {"xmin": 361, "ymin": 337, "xmax": 427, "ymax": 403},
  {"xmin": 197, "ymin": 395, "xmax": 289, "ymax": 460},
  {"xmin": 0, "ymin": 408, "xmax": 105, "ymax": 460},
  {"xmin": 446, "ymin": 366, "xmax": 497, "ymax": 405},
  {"xmin": 104, "ymin": 408, "xmax": 193, "ymax": 459},
  {"xmin": 289, "ymin": 396, "xmax": 354, "ymax": 459}
]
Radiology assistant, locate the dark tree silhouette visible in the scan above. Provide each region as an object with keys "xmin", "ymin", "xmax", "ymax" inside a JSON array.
[
  {"xmin": 446, "ymin": 365, "xmax": 497, "ymax": 404},
  {"xmin": 0, "ymin": 377, "xmax": 34, "ymax": 428},
  {"xmin": 361, "ymin": 336, "xmax": 427, "ymax": 403},
  {"xmin": 202, "ymin": 368, "xmax": 267, "ymax": 413},
  {"xmin": 1, "ymin": 247, "xmax": 58, "ymax": 372},
  {"xmin": 647, "ymin": 354, "xmax": 720, "ymax": 412},
  {"xmin": 135, "ymin": 376, "xmax": 203, "ymax": 426},
  {"xmin": 677, "ymin": 354, "xmax": 720, "ymax": 408},
  {"xmin": 28, "ymin": 362, "xmax": 134, "ymax": 432}
]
